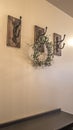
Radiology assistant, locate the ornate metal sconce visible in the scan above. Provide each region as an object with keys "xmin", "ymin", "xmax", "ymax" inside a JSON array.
[{"xmin": 53, "ymin": 33, "xmax": 66, "ymax": 56}]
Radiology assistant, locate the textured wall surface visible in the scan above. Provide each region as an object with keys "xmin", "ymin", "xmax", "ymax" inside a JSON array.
[{"xmin": 0, "ymin": 0, "xmax": 73, "ymax": 123}]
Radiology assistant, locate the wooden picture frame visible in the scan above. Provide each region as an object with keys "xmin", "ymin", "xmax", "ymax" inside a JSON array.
[
  {"xmin": 34, "ymin": 25, "xmax": 44, "ymax": 42},
  {"xmin": 53, "ymin": 33, "xmax": 62, "ymax": 56},
  {"xmin": 34, "ymin": 25, "xmax": 44, "ymax": 52},
  {"xmin": 7, "ymin": 15, "xmax": 21, "ymax": 48}
]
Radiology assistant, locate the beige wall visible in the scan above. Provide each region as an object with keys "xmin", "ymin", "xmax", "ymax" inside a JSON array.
[{"xmin": 0, "ymin": 0, "xmax": 73, "ymax": 123}]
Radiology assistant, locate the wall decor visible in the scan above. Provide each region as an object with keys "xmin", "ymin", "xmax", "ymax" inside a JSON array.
[
  {"xmin": 7, "ymin": 15, "xmax": 22, "ymax": 48},
  {"xmin": 34, "ymin": 25, "xmax": 47, "ymax": 53},
  {"xmin": 53, "ymin": 33, "xmax": 66, "ymax": 56},
  {"xmin": 32, "ymin": 26, "xmax": 53, "ymax": 67},
  {"xmin": 34, "ymin": 25, "xmax": 44, "ymax": 43}
]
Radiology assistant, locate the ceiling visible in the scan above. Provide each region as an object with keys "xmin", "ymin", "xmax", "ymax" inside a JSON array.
[{"xmin": 46, "ymin": 0, "xmax": 73, "ymax": 18}]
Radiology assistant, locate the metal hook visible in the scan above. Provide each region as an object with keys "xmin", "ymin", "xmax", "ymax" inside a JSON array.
[
  {"xmin": 56, "ymin": 34, "xmax": 66, "ymax": 52},
  {"xmin": 20, "ymin": 16, "xmax": 22, "ymax": 20}
]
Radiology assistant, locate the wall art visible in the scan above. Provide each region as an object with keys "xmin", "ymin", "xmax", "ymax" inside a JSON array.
[
  {"xmin": 7, "ymin": 15, "xmax": 22, "ymax": 48},
  {"xmin": 32, "ymin": 26, "xmax": 53, "ymax": 67},
  {"xmin": 53, "ymin": 33, "xmax": 62, "ymax": 56},
  {"xmin": 34, "ymin": 25, "xmax": 44, "ymax": 42},
  {"xmin": 34, "ymin": 25, "xmax": 45, "ymax": 52},
  {"xmin": 53, "ymin": 33, "xmax": 66, "ymax": 56}
]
